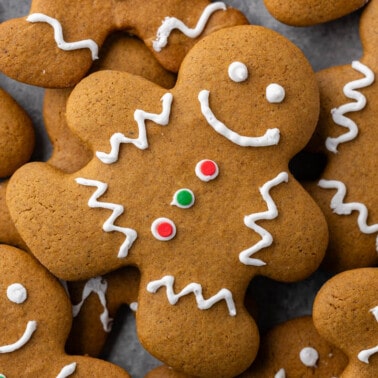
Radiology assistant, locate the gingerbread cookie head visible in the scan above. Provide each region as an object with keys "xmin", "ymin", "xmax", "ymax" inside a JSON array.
[
  {"xmin": 263, "ymin": 0, "xmax": 368, "ymax": 26},
  {"xmin": 303, "ymin": 0, "xmax": 378, "ymax": 271},
  {"xmin": 0, "ymin": 244, "xmax": 130, "ymax": 377},
  {"xmin": 7, "ymin": 25, "xmax": 327, "ymax": 376},
  {"xmin": 313, "ymin": 268, "xmax": 378, "ymax": 377},
  {"xmin": 0, "ymin": 0, "xmax": 247, "ymax": 87}
]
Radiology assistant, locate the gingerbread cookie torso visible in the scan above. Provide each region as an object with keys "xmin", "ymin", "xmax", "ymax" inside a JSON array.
[{"xmin": 7, "ymin": 25, "xmax": 327, "ymax": 376}]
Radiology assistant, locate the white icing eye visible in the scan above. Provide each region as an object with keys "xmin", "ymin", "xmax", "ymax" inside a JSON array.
[
  {"xmin": 7, "ymin": 283, "xmax": 28, "ymax": 304},
  {"xmin": 151, "ymin": 218, "xmax": 177, "ymax": 241},
  {"xmin": 228, "ymin": 62, "xmax": 249, "ymax": 82},
  {"xmin": 266, "ymin": 83, "xmax": 285, "ymax": 103}
]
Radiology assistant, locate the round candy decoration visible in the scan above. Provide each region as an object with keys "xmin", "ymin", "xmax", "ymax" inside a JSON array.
[
  {"xmin": 171, "ymin": 188, "xmax": 195, "ymax": 209},
  {"xmin": 151, "ymin": 218, "xmax": 177, "ymax": 241},
  {"xmin": 195, "ymin": 159, "xmax": 219, "ymax": 182}
]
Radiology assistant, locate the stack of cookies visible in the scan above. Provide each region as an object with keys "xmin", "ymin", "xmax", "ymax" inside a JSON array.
[{"xmin": 0, "ymin": 0, "xmax": 376, "ymax": 377}]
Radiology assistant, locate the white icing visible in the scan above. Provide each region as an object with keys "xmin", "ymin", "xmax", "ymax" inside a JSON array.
[
  {"xmin": 96, "ymin": 93, "xmax": 173, "ymax": 164},
  {"xmin": 240, "ymin": 172, "xmax": 289, "ymax": 266},
  {"xmin": 56, "ymin": 362, "xmax": 77, "ymax": 378},
  {"xmin": 153, "ymin": 2, "xmax": 226, "ymax": 52},
  {"xmin": 195, "ymin": 159, "xmax": 219, "ymax": 182},
  {"xmin": 266, "ymin": 83, "xmax": 285, "ymax": 103},
  {"xmin": 198, "ymin": 89, "xmax": 280, "ymax": 147},
  {"xmin": 72, "ymin": 276, "xmax": 113, "ymax": 333},
  {"xmin": 129, "ymin": 302, "xmax": 138, "ymax": 312},
  {"xmin": 26, "ymin": 13, "xmax": 98, "ymax": 60},
  {"xmin": 326, "ymin": 60, "xmax": 375, "ymax": 153},
  {"xmin": 274, "ymin": 368, "xmax": 286, "ymax": 378},
  {"xmin": 75, "ymin": 178, "xmax": 138, "ymax": 258},
  {"xmin": 318, "ymin": 179, "xmax": 378, "ymax": 252},
  {"xmin": 228, "ymin": 62, "xmax": 248, "ymax": 83},
  {"xmin": 299, "ymin": 346, "xmax": 319, "ymax": 367},
  {"xmin": 0, "ymin": 320, "xmax": 37, "ymax": 353},
  {"xmin": 151, "ymin": 217, "xmax": 177, "ymax": 241},
  {"xmin": 7, "ymin": 283, "xmax": 27, "ymax": 304},
  {"xmin": 147, "ymin": 275, "xmax": 236, "ymax": 316},
  {"xmin": 171, "ymin": 188, "xmax": 195, "ymax": 209},
  {"xmin": 358, "ymin": 305, "xmax": 378, "ymax": 364}
]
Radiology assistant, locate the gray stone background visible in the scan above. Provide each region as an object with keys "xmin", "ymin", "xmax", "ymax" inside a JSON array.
[{"xmin": 0, "ymin": 0, "xmax": 363, "ymax": 376}]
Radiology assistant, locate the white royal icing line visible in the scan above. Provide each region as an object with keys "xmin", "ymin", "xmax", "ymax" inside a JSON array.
[
  {"xmin": 0, "ymin": 320, "xmax": 37, "ymax": 353},
  {"xmin": 198, "ymin": 89, "xmax": 280, "ymax": 147},
  {"xmin": 240, "ymin": 172, "xmax": 289, "ymax": 266},
  {"xmin": 7, "ymin": 283, "xmax": 27, "ymax": 304},
  {"xmin": 75, "ymin": 178, "xmax": 138, "ymax": 258},
  {"xmin": 318, "ymin": 179, "xmax": 378, "ymax": 252},
  {"xmin": 56, "ymin": 362, "xmax": 77, "ymax": 378},
  {"xmin": 96, "ymin": 93, "xmax": 173, "ymax": 164},
  {"xmin": 26, "ymin": 13, "xmax": 99, "ymax": 60},
  {"xmin": 72, "ymin": 276, "xmax": 113, "ymax": 333},
  {"xmin": 147, "ymin": 275, "xmax": 236, "ymax": 316},
  {"xmin": 299, "ymin": 346, "xmax": 319, "ymax": 367},
  {"xmin": 228, "ymin": 62, "xmax": 249, "ymax": 83},
  {"xmin": 326, "ymin": 60, "xmax": 375, "ymax": 153},
  {"xmin": 274, "ymin": 368, "xmax": 286, "ymax": 378},
  {"xmin": 153, "ymin": 2, "xmax": 227, "ymax": 52},
  {"xmin": 358, "ymin": 305, "xmax": 378, "ymax": 364}
]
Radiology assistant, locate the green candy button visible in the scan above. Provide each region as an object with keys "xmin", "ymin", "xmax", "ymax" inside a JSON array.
[{"xmin": 171, "ymin": 188, "xmax": 195, "ymax": 209}]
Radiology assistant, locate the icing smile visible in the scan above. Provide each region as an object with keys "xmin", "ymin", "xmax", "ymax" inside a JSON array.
[
  {"xmin": 0, "ymin": 320, "xmax": 37, "ymax": 353},
  {"xmin": 198, "ymin": 89, "xmax": 280, "ymax": 147}
]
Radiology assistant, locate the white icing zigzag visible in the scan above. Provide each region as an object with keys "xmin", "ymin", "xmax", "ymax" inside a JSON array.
[
  {"xmin": 153, "ymin": 2, "xmax": 227, "ymax": 52},
  {"xmin": 26, "ymin": 13, "xmax": 98, "ymax": 60},
  {"xmin": 240, "ymin": 172, "xmax": 289, "ymax": 266},
  {"xmin": 56, "ymin": 362, "xmax": 77, "ymax": 378},
  {"xmin": 198, "ymin": 89, "xmax": 280, "ymax": 147},
  {"xmin": 75, "ymin": 178, "xmax": 137, "ymax": 258},
  {"xmin": 72, "ymin": 276, "xmax": 113, "ymax": 332},
  {"xmin": 147, "ymin": 275, "xmax": 236, "ymax": 316},
  {"xmin": 358, "ymin": 306, "xmax": 378, "ymax": 364},
  {"xmin": 318, "ymin": 179, "xmax": 378, "ymax": 252},
  {"xmin": 96, "ymin": 93, "xmax": 173, "ymax": 164},
  {"xmin": 326, "ymin": 60, "xmax": 375, "ymax": 153}
]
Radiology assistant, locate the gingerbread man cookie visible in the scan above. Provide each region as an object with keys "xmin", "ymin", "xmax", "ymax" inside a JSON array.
[
  {"xmin": 0, "ymin": 244, "xmax": 131, "ymax": 377},
  {"xmin": 7, "ymin": 25, "xmax": 327, "ymax": 376},
  {"xmin": 304, "ymin": 0, "xmax": 378, "ymax": 271},
  {"xmin": 263, "ymin": 0, "xmax": 368, "ymax": 26},
  {"xmin": 0, "ymin": 0, "xmax": 247, "ymax": 87},
  {"xmin": 44, "ymin": 33, "xmax": 176, "ymax": 174},
  {"xmin": 313, "ymin": 268, "xmax": 378, "ymax": 377},
  {"xmin": 0, "ymin": 87, "xmax": 34, "ymax": 248}
]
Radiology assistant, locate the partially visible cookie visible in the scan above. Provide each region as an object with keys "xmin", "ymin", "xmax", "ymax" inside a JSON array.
[
  {"xmin": 263, "ymin": 0, "xmax": 368, "ymax": 26},
  {"xmin": 313, "ymin": 268, "xmax": 378, "ymax": 377}
]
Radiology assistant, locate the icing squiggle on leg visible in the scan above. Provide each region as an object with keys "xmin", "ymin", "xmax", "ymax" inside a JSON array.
[
  {"xmin": 147, "ymin": 275, "xmax": 236, "ymax": 316},
  {"xmin": 75, "ymin": 178, "xmax": 137, "ymax": 258},
  {"xmin": 72, "ymin": 276, "xmax": 113, "ymax": 332},
  {"xmin": 26, "ymin": 13, "xmax": 98, "ymax": 60},
  {"xmin": 153, "ymin": 2, "xmax": 227, "ymax": 52},
  {"xmin": 198, "ymin": 89, "xmax": 280, "ymax": 147},
  {"xmin": 318, "ymin": 179, "xmax": 378, "ymax": 252},
  {"xmin": 358, "ymin": 306, "xmax": 378, "ymax": 364},
  {"xmin": 96, "ymin": 93, "xmax": 173, "ymax": 164},
  {"xmin": 56, "ymin": 362, "xmax": 77, "ymax": 378},
  {"xmin": 326, "ymin": 60, "xmax": 374, "ymax": 153},
  {"xmin": 240, "ymin": 172, "xmax": 289, "ymax": 266}
]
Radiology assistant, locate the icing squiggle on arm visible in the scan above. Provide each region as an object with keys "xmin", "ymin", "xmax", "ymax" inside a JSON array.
[
  {"xmin": 153, "ymin": 2, "xmax": 226, "ymax": 52},
  {"xmin": 0, "ymin": 320, "xmax": 37, "ymax": 353},
  {"xmin": 26, "ymin": 13, "xmax": 98, "ymax": 60},
  {"xmin": 75, "ymin": 178, "xmax": 138, "ymax": 258},
  {"xmin": 96, "ymin": 93, "xmax": 173, "ymax": 164},
  {"xmin": 147, "ymin": 275, "xmax": 236, "ymax": 316},
  {"xmin": 240, "ymin": 172, "xmax": 289, "ymax": 266},
  {"xmin": 198, "ymin": 90, "xmax": 280, "ymax": 147},
  {"xmin": 56, "ymin": 362, "xmax": 77, "ymax": 378},
  {"xmin": 326, "ymin": 60, "xmax": 374, "ymax": 153},
  {"xmin": 358, "ymin": 306, "xmax": 378, "ymax": 364},
  {"xmin": 318, "ymin": 179, "xmax": 378, "ymax": 252},
  {"xmin": 72, "ymin": 276, "xmax": 113, "ymax": 332}
]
